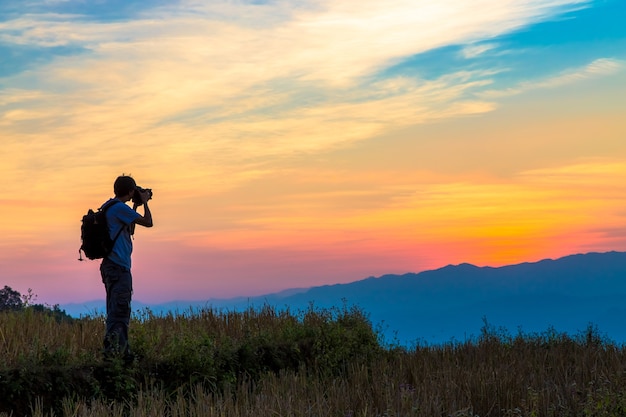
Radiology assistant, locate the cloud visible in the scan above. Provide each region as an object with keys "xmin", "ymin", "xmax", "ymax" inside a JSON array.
[
  {"xmin": 460, "ymin": 43, "xmax": 499, "ymax": 59},
  {"xmin": 480, "ymin": 58, "xmax": 624, "ymax": 98},
  {"xmin": 0, "ymin": 0, "xmax": 595, "ymax": 195},
  {"xmin": 517, "ymin": 159, "xmax": 626, "ymax": 188},
  {"xmin": 2, "ymin": 0, "xmax": 591, "ymax": 79},
  {"xmin": 535, "ymin": 58, "xmax": 624, "ymax": 86}
]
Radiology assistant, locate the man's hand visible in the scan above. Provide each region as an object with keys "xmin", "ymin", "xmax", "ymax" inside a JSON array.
[
  {"xmin": 139, "ymin": 189, "xmax": 152, "ymax": 205},
  {"xmin": 134, "ymin": 190, "xmax": 153, "ymax": 228}
]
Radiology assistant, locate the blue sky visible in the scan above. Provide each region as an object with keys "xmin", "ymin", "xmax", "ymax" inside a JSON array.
[
  {"xmin": 3, "ymin": 0, "xmax": 625, "ymax": 83},
  {"xmin": 0, "ymin": 0, "xmax": 170, "ymax": 20},
  {"xmin": 385, "ymin": 0, "xmax": 625, "ymax": 96}
]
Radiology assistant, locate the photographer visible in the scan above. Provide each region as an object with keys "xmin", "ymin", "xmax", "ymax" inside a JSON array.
[{"xmin": 100, "ymin": 175, "xmax": 153, "ymax": 360}]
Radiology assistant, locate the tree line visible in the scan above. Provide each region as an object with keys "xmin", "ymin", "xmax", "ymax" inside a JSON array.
[{"xmin": 0, "ymin": 285, "xmax": 72, "ymax": 321}]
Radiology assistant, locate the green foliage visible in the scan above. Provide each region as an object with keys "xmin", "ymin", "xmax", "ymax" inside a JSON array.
[
  {"xmin": 26, "ymin": 304, "xmax": 74, "ymax": 323},
  {"xmin": 0, "ymin": 285, "xmax": 73, "ymax": 321},
  {"xmin": 0, "ymin": 285, "xmax": 23, "ymax": 311}
]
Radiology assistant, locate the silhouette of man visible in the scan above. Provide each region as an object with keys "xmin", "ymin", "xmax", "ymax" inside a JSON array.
[{"xmin": 100, "ymin": 175, "xmax": 153, "ymax": 360}]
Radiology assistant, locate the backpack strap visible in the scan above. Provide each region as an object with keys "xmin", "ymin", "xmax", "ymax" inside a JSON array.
[
  {"xmin": 102, "ymin": 200, "xmax": 124, "ymax": 258},
  {"xmin": 101, "ymin": 199, "xmax": 122, "ymax": 213}
]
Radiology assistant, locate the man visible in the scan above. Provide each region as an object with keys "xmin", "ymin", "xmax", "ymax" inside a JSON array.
[{"xmin": 100, "ymin": 175, "xmax": 153, "ymax": 359}]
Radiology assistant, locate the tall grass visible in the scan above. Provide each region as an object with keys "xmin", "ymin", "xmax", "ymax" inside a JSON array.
[{"xmin": 2, "ymin": 305, "xmax": 626, "ymax": 417}]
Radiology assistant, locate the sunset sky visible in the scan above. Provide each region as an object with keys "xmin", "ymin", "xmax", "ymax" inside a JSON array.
[{"xmin": 1, "ymin": 0, "xmax": 625, "ymax": 306}]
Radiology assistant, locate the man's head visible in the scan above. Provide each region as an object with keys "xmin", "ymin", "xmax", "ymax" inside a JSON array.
[{"xmin": 114, "ymin": 175, "xmax": 137, "ymax": 198}]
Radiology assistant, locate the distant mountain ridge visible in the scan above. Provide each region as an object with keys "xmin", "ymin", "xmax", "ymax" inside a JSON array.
[{"xmin": 62, "ymin": 251, "xmax": 626, "ymax": 345}]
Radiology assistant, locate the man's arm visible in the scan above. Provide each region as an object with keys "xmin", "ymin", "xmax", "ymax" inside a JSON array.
[{"xmin": 133, "ymin": 189, "xmax": 153, "ymax": 227}]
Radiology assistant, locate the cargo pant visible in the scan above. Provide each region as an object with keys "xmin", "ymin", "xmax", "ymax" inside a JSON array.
[{"xmin": 100, "ymin": 258, "xmax": 133, "ymax": 358}]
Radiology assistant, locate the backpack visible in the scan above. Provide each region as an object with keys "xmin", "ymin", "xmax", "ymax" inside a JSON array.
[{"xmin": 78, "ymin": 200, "xmax": 123, "ymax": 261}]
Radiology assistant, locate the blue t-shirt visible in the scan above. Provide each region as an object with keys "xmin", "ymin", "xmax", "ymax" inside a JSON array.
[{"xmin": 102, "ymin": 199, "xmax": 141, "ymax": 269}]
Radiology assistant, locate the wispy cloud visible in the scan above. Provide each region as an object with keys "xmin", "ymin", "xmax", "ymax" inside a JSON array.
[
  {"xmin": 460, "ymin": 43, "xmax": 499, "ymax": 59},
  {"xmin": 0, "ymin": 0, "xmax": 586, "ymax": 166},
  {"xmin": 480, "ymin": 58, "xmax": 624, "ymax": 98},
  {"xmin": 0, "ymin": 0, "xmax": 596, "ymax": 195}
]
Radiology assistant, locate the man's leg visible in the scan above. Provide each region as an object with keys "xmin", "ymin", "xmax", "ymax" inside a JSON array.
[{"xmin": 100, "ymin": 259, "xmax": 133, "ymax": 358}]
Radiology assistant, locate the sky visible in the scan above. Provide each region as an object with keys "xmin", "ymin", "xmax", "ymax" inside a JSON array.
[{"xmin": 1, "ymin": 0, "xmax": 625, "ymax": 306}]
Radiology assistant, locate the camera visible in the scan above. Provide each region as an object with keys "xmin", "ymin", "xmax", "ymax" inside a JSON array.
[{"xmin": 132, "ymin": 186, "xmax": 153, "ymax": 206}]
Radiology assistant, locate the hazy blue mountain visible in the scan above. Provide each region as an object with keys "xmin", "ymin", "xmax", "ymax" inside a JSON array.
[{"xmin": 62, "ymin": 251, "xmax": 626, "ymax": 346}]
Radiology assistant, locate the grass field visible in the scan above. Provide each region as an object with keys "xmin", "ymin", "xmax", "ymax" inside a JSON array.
[{"xmin": 1, "ymin": 304, "xmax": 626, "ymax": 417}]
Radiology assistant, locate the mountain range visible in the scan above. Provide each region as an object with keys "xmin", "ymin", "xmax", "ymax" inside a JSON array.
[{"xmin": 62, "ymin": 251, "xmax": 626, "ymax": 346}]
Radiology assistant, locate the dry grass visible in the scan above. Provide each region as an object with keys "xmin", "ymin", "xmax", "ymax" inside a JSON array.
[
  {"xmin": 0, "ymin": 309, "xmax": 102, "ymax": 367},
  {"xmin": 2, "ymin": 307, "xmax": 626, "ymax": 417}
]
